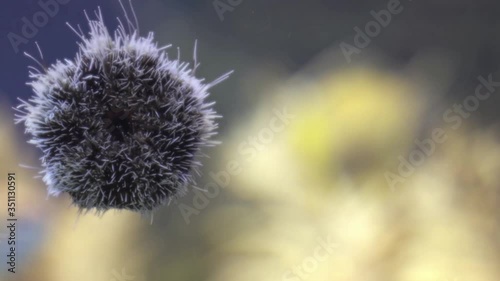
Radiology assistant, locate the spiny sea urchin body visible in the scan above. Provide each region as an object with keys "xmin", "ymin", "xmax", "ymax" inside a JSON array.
[{"xmin": 16, "ymin": 6, "xmax": 230, "ymax": 213}]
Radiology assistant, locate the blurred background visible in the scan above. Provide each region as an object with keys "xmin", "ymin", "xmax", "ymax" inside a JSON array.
[{"xmin": 1, "ymin": 0, "xmax": 500, "ymax": 280}]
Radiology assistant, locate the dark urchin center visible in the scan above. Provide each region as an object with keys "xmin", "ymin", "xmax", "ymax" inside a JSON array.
[
  {"xmin": 103, "ymin": 105, "xmax": 133, "ymax": 142},
  {"xmin": 42, "ymin": 49, "xmax": 207, "ymax": 211}
]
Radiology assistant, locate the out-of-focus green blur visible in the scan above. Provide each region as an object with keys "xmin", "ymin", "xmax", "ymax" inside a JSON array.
[{"xmin": 1, "ymin": 1, "xmax": 500, "ymax": 281}]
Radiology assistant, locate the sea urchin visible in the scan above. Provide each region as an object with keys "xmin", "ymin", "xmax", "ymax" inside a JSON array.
[{"xmin": 15, "ymin": 1, "xmax": 231, "ymax": 213}]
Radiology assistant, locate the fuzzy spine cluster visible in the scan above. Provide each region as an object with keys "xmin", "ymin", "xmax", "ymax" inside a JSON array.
[{"xmin": 16, "ymin": 7, "xmax": 229, "ymax": 213}]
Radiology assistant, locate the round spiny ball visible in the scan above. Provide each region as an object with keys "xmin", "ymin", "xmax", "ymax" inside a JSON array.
[{"xmin": 17, "ymin": 12, "xmax": 226, "ymax": 213}]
